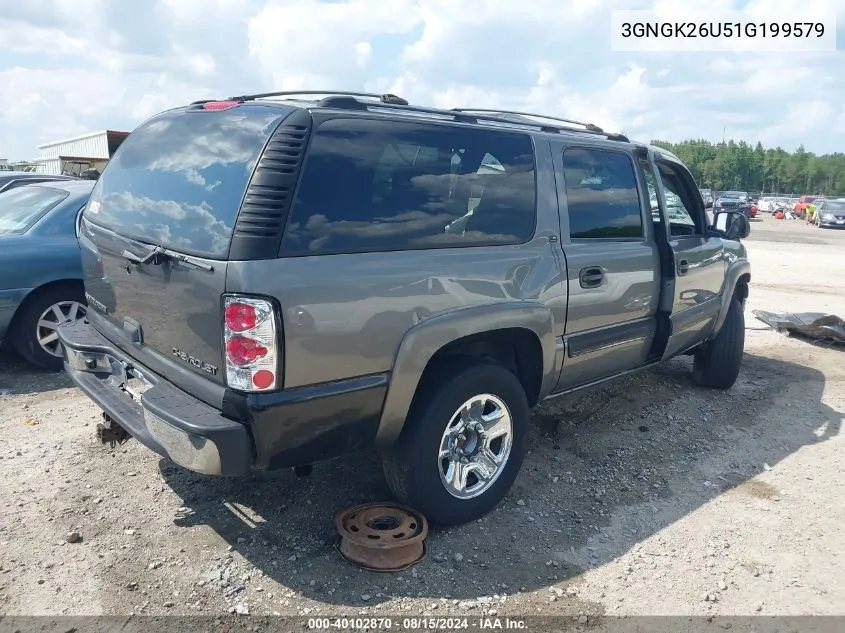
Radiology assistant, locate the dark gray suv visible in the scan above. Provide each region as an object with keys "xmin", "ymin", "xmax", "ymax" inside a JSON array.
[{"xmin": 58, "ymin": 91, "xmax": 751, "ymax": 526}]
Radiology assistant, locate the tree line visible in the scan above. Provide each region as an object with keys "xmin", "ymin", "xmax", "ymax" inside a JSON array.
[{"xmin": 650, "ymin": 138, "xmax": 845, "ymax": 197}]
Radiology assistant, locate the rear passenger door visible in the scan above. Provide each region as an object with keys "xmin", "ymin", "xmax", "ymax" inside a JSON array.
[
  {"xmin": 553, "ymin": 144, "xmax": 660, "ymax": 391},
  {"xmin": 642, "ymin": 155, "xmax": 726, "ymax": 358}
]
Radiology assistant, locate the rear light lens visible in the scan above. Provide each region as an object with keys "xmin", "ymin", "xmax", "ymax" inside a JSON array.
[
  {"xmin": 226, "ymin": 336, "xmax": 267, "ymax": 366},
  {"xmin": 223, "ymin": 295, "xmax": 279, "ymax": 392},
  {"xmin": 225, "ymin": 302, "xmax": 257, "ymax": 332},
  {"xmin": 201, "ymin": 100, "xmax": 241, "ymax": 111},
  {"xmin": 251, "ymin": 369, "xmax": 275, "ymax": 390}
]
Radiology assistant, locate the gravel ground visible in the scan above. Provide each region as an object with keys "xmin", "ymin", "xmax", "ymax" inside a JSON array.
[{"xmin": 1, "ymin": 215, "xmax": 843, "ymax": 628}]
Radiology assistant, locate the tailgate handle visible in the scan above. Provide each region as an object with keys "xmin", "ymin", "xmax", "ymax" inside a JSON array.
[{"xmin": 579, "ymin": 266, "xmax": 605, "ymax": 289}]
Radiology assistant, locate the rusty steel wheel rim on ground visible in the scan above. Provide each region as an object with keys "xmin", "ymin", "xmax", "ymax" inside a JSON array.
[{"xmin": 334, "ymin": 502, "xmax": 429, "ymax": 572}]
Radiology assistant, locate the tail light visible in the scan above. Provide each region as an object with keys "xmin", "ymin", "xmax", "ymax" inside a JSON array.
[
  {"xmin": 225, "ymin": 302, "xmax": 257, "ymax": 332},
  {"xmin": 223, "ymin": 295, "xmax": 280, "ymax": 392},
  {"xmin": 201, "ymin": 100, "xmax": 242, "ymax": 111}
]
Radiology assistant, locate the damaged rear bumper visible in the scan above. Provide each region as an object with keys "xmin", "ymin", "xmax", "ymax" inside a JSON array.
[{"xmin": 57, "ymin": 319, "xmax": 251, "ymax": 476}]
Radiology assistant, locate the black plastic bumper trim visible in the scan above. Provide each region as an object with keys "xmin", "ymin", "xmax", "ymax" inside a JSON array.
[{"xmin": 58, "ymin": 319, "xmax": 251, "ymax": 476}]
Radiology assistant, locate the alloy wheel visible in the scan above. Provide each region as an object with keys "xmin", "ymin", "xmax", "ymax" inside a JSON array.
[
  {"xmin": 36, "ymin": 301, "xmax": 86, "ymax": 357},
  {"xmin": 438, "ymin": 393, "xmax": 513, "ymax": 499}
]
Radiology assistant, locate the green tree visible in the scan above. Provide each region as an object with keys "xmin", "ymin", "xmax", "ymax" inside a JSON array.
[{"xmin": 650, "ymin": 138, "xmax": 845, "ymax": 196}]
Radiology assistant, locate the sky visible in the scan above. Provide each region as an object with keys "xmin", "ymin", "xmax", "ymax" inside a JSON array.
[{"xmin": 1, "ymin": 0, "xmax": 843, "ymax": 161}]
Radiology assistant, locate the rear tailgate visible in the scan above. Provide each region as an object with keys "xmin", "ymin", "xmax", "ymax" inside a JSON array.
[{"xmin": 78, "ymin": 102, "xmax": 297, "ymax": 407}]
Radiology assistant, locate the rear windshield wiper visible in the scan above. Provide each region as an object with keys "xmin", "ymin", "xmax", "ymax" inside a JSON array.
[{"xmin": 121, "ymin": 245, "xmax": 214, "ymax": 272}]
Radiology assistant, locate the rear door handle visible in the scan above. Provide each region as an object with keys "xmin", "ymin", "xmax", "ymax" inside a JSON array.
[
  {"xmin": 677, "ymin": 259, "xmax": 690, "ymax": 275},
  {"xmin": 579, "ymin": 266, "xmax": 605, "ymax": 289}
]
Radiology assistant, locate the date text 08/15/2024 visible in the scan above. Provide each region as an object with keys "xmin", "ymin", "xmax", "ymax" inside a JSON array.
[{"xmin": 307, "ymin": 617, "xmax": 528, "ymax": 630}]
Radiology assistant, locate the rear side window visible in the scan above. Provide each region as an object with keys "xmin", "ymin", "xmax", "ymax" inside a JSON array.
[
  {"xmin": 281, "ymin": 118, "xmax": 536, "ymax": 255},
  {"xmin": 83, "ymin": 106, "xmax": 288, "ymax": 259},
  {"xmin": 0, "ymin": 186, "xmax": 69, "ymax": 235},
  {"xmin": 562, "ymin": 148, "xmax": 643, "ymax": 239}
]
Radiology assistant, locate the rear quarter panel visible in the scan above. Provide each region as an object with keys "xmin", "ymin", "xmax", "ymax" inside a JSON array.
[
  {"xmin": 2, "ymin": 238, "xmax": 83, "ymax": 289},
  {"xmin": 226, "ymin": 242, "xmax": 563, "ymax": 389},
  {"xmin": 0, "ymin": 236, "xmax": 83, "ymax": 340}
]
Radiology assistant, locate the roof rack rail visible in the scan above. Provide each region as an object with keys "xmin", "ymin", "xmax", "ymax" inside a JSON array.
[
  {"xmin": 212, "ymin": 92, "xmax": 630, "ymax": 142},
  {"xmin": 351, "ymin": 101, "xmax": 626, "ymax": 140},
  {"xmin": 451, "ymin": 108, "xmax": 629, "ymax": 141},
  {"xmin": 226, "ymin": 90, "xmax": 409, "ymax": 106},
  {"xmin": 453, "ymin": 108, "xmax": 604, "ymax": 132}
]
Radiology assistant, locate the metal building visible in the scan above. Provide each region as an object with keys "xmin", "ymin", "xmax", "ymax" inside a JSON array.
[{"xmin": 35, "ymin": 130, "xmax": 129, "ymax": 176}]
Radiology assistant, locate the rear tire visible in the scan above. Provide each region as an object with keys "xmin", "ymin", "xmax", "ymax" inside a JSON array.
[
  {"xmin": 13, "ymin": 284, "xmax": 86, "ymax": 371},
  {"xmin": 382, "ymin": 363, "xmax": 529, "ymax": 526},
  {"xmin": 692, "ymin": 297, "xmax": 744, "ymax": 389}
]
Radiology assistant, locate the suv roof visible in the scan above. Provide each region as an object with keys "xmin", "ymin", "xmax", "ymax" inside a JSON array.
[{"xmin": 188, "ymin": 90, "xmax": 676, "ymax": 159}]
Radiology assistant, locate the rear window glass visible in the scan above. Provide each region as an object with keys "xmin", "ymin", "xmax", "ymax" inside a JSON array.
[
  {"xmin": 562, "ymin": 148, "xmax": 643, "ymax": 239},
  {"xmin": 281, "ymin": 118, "xmax": 536, "ymax": 255},
  {"xmin": 83, "ymin": 106, "xmax": 287, "ymax": 259},
  {"xmin": 0, "ymin": 185, "xmax": 69, "ymax": 235}
]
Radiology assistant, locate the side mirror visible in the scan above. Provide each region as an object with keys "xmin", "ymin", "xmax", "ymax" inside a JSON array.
[{"xmin": 713, "ymin": 211, "xmax": 750, "ymax": 240}]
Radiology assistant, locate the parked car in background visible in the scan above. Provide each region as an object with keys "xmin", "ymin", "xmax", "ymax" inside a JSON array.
[
  {"xmin": 0, "ymin": 171, "xmax": 79, "ymax": 194},
  {"xmin": 775, "ymin": 198, "xmax": 791, "ymax": 213},
  {"xmin": 794, "ymin": 195, "xmax": 823, "ymax": 215},
  {"xmin": 699, "ymin": 188, "xmax": 714, "ymax": 208},
  {"xmin": 782, "ymin": 197, "xmax": 800, "ymax": 214},
  {"xmin": 0, "ymin": 180, "xmax": 94, "ymax": 369},
  {"xmin": 810, "ymin": 199, "xmax": 845, "ymax": 228},
  {"xmin": 714, "ymin": 191, "xmax": 749, "ymax": 215},
  {"xmin": 758, "ymin": 196, "xmax": 789, "ymax": 213}
]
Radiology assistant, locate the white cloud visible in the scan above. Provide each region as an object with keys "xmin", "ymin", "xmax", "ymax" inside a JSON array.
[
  {"xmin": 1, "ymin": 0, "xmax": 843, "ymax": 161},
  {"xmin": 759, "ymin": 100, "xmax": 837, "ymax": 147},
  {"xmin": 0, "ymin": 21, "xmax": 87, "ymax": 56},
  {"xmin": 158, "ymin": 0, "xmax": 262, "ymax": 23},
  {"xmin": 354, "ymin": 42, "xmax": 372, "ymax": 69},
  {"xmin": 247, "ymin": 0, "xmax": 419, "ymax": 90}
]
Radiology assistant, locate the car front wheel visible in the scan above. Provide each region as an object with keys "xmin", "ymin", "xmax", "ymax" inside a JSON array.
[
  {"xmin": 382, "ymin": 363, "xmax": 529, "ymax": 526},
  {"xmin": 692, "ymin": 297, "xmax": 744, "ymax": 389}
]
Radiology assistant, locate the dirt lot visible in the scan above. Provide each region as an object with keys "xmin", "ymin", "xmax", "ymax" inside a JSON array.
[{"xmin": 1, "ymin": 216, "xmax": 843, "ymax": 627}]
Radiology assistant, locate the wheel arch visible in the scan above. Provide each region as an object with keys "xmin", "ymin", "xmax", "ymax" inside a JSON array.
[
  {"xmin": 711, "ymin": 261, "xmax": 751, "ymax": 338},
  {"xmin": 375, "ymin": 302, "xmax": 558, "ymax": 446},
  {"xmin": 6, "ymin": 278, "xmax": 86, "ymax": 341}
]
